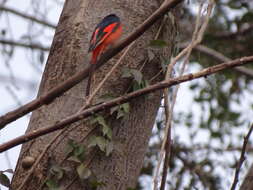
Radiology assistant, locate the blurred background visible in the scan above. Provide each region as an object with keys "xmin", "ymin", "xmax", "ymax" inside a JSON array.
[{"xmin": 0, "ymin": 0, "xmax": 253, "ymax": 189}]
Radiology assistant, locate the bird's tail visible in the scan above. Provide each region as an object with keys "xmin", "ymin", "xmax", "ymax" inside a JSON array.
[{"xmin": 86, "ymin": 54, "xmax": 97, "ymax": 97}]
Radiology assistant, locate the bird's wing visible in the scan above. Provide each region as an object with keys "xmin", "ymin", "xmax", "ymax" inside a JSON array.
[{"xmin": 88, "ymin": 22, "xmax": 120, "ymax": 52}]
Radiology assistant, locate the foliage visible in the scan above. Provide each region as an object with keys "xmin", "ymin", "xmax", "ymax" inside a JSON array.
[{"xmin": 0, "ymin": 169, "xmax": 13, "ymax": 188}]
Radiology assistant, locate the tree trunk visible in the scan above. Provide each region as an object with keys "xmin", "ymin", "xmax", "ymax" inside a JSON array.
[
  {"xmin": 240, "ymin": 164, "xmax": 253, "ymax": 190},
  {"xmin": 12, "ymin": 0, "xmax": 178, "ymax": 189}
]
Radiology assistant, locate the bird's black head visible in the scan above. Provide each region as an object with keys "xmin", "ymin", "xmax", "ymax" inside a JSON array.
[{"xmin": 100, "ymin": 14, "xmax": 120, "ymax": 26}]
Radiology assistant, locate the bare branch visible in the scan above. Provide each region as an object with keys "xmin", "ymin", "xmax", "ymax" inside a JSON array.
[
  {"xmin": 179, "ymin": 43, "xmax": 253, "ymax": 78},
  {"xmin": 0, "ymin": 54, "xmax": 252, "ymax": 153},
  {"xmin": 0, "ymin": 6, "xmax": 56, "ymax": 29},
  {"xmin": 230, "ymin": 123, "xmax": 253, "ymax": 190},
  {"xmin": 0, "ymin": 74, "xmax": 36, "ymax": 89},
  {"xmin": 0, "ymin": 0, "xmax": 184, "ymax": 130},
  {"xmin": 214, "ymin": 24, "xmax": 253, "ymax": 39},
  {"xmin": 157, "ymin": 2, "xmax": 214, "ymax": 189},
  {"xmin": 0, "ymin": 39, "xmax": 50, "ymax": 51}
]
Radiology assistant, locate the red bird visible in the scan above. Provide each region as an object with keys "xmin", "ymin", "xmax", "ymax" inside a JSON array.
[{"xmin": 86, "ymin": 14, "xmax": 122, "ymax": 96}]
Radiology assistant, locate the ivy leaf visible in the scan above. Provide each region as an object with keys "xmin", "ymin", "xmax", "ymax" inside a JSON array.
[
  {"xmin": 45, "ymin": 179, "xmax": 62, "ymax": 190},
  {"xmin": 77, "ymin": 164, "xmax": 91, "ymax": 180},
  {"xmin": 121, "ymin": 68, "xmax": 132, "ymax": 78},
  {"xmin": 90, "ymin": 180, "xmax": 106, "ymax": 188},
  {"xmin": 106, "ymin": 141, "xmax": 114, "ymax": 156},
  {"xmin": 74, "ymin": 145, "xmax": 85, "ymax": 158},
  {"xmin": 131, "ymin": 69, "xmax": 143, "ymax": 84},
  {"xmin": 65, "ymin": 139, "xmax": 75, "ymax": 156},
  {"xmin": 67, "ymin": 156, "xmax": 82, "ymax": 163},
  {"xmin": 149, "ymin": 39, "xmax": 167, "ymax": 48},
  {"xmin": 121, "ymin": 103, "xmax": 130, "ymax": 114},
  {"xmin": 50, "ymin": 165, "xmax": 64, "ymax": 180},
  {"xmin": 0, "ymin": 172, "xmax": 11, "ymax": 188},
  {"xmin": 88, "ymin": 136, "xmax": 107, "ymax": 152},
  {"xmin": 96, "ymin": 115, "xmax": 107, "ymax": 128},
  {"xmin": 95, "ymin": 115, "xmax": 112, "ymax": 139},
  {"xmin": 117, "ymin": 109, "xmax": 125, "ymax": 119},
  {"xmin": 102, "ymin": 124, "xmax": 112, "ymax": 140},
  {"xmin": 65, "ymin": 139, "xmax": 86, "ymax": 162},
  {"xmin": 122, "ymin": 68, "xmax": 143, "ymax": 84},
  {"xmin": 96, "ymin": 137, "xmax": 107, "ymax": 152}
]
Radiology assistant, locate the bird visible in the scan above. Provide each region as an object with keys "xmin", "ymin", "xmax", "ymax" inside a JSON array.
[{"xmin": 86, "ymin": 14, "xmax": 122, "ymax": 96}]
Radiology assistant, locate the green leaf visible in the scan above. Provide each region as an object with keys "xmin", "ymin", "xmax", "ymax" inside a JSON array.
[
  {"xmin": 0, "ymin": 172, "xmax": 11, "ymax": 188},
  {"xmin": 96, "ymin": 115, "xmax": 107, "ymax": 128},
  {"xmin": 121, "ymin": 68, "xmax": 132, "ymax": 78},
  {"xmin": 131, "ymin": 69, "xmax": 143, "ymax": 84},
  {"xmin": 67, "ymin": 156, "xmax": 82, "ymax": 163},
  {"xmin": 50, "ymin": 165, "xmax": 64, "ymax": 180},
  {"xmin": 45, "ymin": 179, "xmax": 61, "ymax": 190},
  {"xmin": 65, "ymin": 139, "xmax": 75, "ymax": 156},
  {"xmin": 122, "ymin": 68, "xmax": 143, "ymax": 84},
  {"xmin": 121, "ymin": 103, "xmax": 130, "ymax": 114},
  {"xmin": 105, "ymin": 141, "xmax": 114, "ymax": 156},
  {"xmin": 90, "ymin": 180, "xmax": 106, "ymax": 188},
  {"xmin": 96, "ymin": 137, "xmax": 107, "ymax": 152},
  {"xmin": 117, "ymin": 109, "xmax": 125, "ymax": 119},
  {"xmin": 149, "ymin": 39, "xmax": 167, "ymax": 48},
  {"xmin": 77, "ymin": 164, "xmax": 91, "ymax": 180},
  {"xmin": 88, "ymin": 136, "xmax": 98, "ymax": 148},
  {"xmin": 74, "ymin": 145, "xmax": 85, "ymax": 158},
  {"xmin": 88, "ymin": 136, "xmax": 109, "ymax": 152},
  {"xmin": 102, "ymin": 124, "xmax": 112, "ymax": 140}
]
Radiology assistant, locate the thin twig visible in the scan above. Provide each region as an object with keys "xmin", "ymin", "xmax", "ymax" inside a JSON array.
[
  {"xmin": 0, "ymin": 54, "xmax": 252, "ymax": 153},
  {"xmin": 0, "ymin": 39, "xmax": 50, "ymax": 51},
  {"xmin": 178, "ymin": 43, "xmax": 253, "ymax": 78},
  {"xmin": 0, "ymin": 6, "xmax": 56, "ymax": 28},
  {"xmin": 214, "ymin": 24, "xmax": 253, "ymax": 39},
  {"xmin": 0, "ymin": 0, "xmax": 184, "ymax": 130},
  {"xmin": 230, "ymin": 123, "xmax": 253, "ymax": 190},
  {"xmin": 156, "ymin": 2, "xmax": 214, "ymax": 189}
]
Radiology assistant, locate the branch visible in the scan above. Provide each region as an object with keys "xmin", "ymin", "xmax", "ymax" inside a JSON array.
[
  {"xmin": 0, "ymin": 0, "xmax": 184, "ymax": 130},
  {"xmin": 179, "ymin": 42, "xmax": 253, "ymax": 78},
  {"xmin": 0, "ymin": 55, "xmax": 252, "ymax": 152},
  {"xmin": 214, "ymin": 24, "xmax": 253, "ymax": 39},
  {"xmin": 0, "ymin": 39, "xmax": 50, "ymax": 51},
  {"xmin": 230, "ymin": 123, "xmax": 253, "ymax": 190},
  {"xmin": 0, "ymin": 6, "xmax": 56, "ymax": 29}
]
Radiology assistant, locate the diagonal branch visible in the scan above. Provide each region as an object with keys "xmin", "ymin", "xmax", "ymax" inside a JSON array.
[
  {"xmin": 213, "ymin": 24, "xmax": 253, "ymax": 39},
  {"xmin": 0, "ymin": 6, "xmax": 56, "ymax": 29},
  {"xmin": 0, "ymin": 39, "xmax": 50, "ymax": 51},
  {"xmin": 230, "ymin": 123, "xmax": 253, "ymax": 190},
  {"xmin": 0, "ymin": 54, "xmax": 252, "ymax": 153},
  {"xmin": 179, "ymin": 42, "xmax": 253, "ymax": 78},
  {"xmin": 0, "ymin": 0, "xmax": 184, "ymax": 130}
]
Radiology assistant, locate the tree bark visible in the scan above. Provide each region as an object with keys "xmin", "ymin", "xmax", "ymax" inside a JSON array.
[
  {"xmin": 12, "ymin": 0, "xmax": 179, "ymax": 189},
  {"xmin": 240, "ymin": 164, "xmax": 253, "ymax": 190}
]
